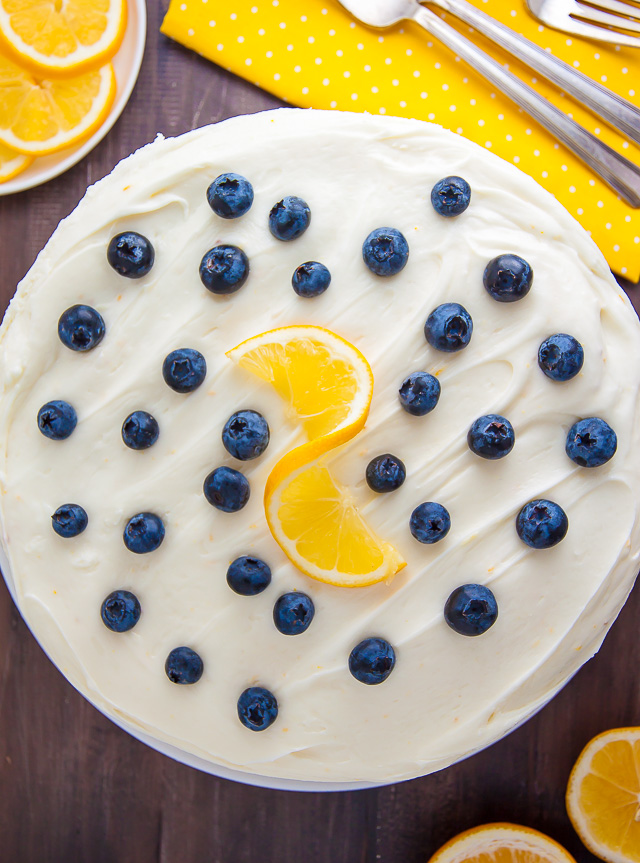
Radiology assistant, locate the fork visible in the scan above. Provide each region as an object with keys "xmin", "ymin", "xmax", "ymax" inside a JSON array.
[
  {"xmin": 526, "ymin": 0, "xmax": 640, "ymax": 47},
  {"xmin": 431, "ymin": 0, "xmax": 640, "ymax": 146},
  {"xmin": 334, "ymin": 0, "xmax": 640, "ymax": 207}
]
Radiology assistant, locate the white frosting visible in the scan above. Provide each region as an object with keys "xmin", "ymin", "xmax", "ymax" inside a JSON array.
[{"xmin": 1, "ymin": 108, "xmax": 640, "ymax": 784}]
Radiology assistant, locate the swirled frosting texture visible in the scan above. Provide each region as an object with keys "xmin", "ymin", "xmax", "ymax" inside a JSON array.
[{"xmin": 1, "ymin": 109, "xmax": 640, "ymax": 784}]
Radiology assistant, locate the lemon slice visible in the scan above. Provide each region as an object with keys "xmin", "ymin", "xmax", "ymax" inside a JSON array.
[
  {"xmin": 0, "ymin": 52, "xmax": 116, "ymax": 155},
  {"xmin": 227, "ymin": 326, "xmax": 406, "ymax": 588},
  {"xmin": 428, "ymin": 823, "xmax": 577, "ymax": 863},
  {"xmin": 0, "ymin": 0, "xmax": 127, "ymax": 76},
  {"xmin": 566, "ymin": 727, "xmax": 640, "ymax": 863},
  {"xmin": 0, "ymin": 140, "xmax": 31, "ymax": 181},
  {"xmin": 266, "ymin": 460, "xmax": 406, "ymax": 587},
  {"xmin": 227, "ymin": 325, "xmax": 373, "ymax": 444}
]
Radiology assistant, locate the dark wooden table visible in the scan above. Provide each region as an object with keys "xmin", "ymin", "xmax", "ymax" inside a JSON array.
[{"xmin": 1, "ymin": 3, "xmax": 639, "ymax": 861}]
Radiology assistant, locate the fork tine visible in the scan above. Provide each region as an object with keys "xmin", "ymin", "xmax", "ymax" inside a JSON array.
[
  {"xmin": 585, "ymin": 0, "xmax": 640, "ymax": 23},
  {"xmin": 575, "ymin": 0, "xmax": 640, "ymax": 32},
  {"xmin": 558, "ymin": 11, "xmax": 640, "ymax": 44}
]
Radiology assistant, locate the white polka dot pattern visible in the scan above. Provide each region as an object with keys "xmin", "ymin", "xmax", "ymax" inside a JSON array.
[{"xmin": 160, "ymin": 0, "xmax": 640, "ymax": 281}]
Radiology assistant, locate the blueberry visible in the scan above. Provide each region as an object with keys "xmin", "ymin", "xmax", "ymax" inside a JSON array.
[
  {"xmin": 269, "ymin": 196, "xmax": 311, "ymax": 241},
  {"xmin": 516, "ymin": 499, "xmax": 568, "ymax": 549},
  {"xmin": 162, "ymin": 348, "xmax": 207, "ymax": 393},
  {"xmin": 349, "ymin": 637, "xmax": 396, "ymax": 685},
  {"xmin": 123, "ymin": 512, "xmax": 165, "ymax": 554},
  {"xmin": 566, "ymin": 417, "xmax": 617, "ymax": 468},
  {"xmin": 207, "ymin": 172, "xmax": 254, "ymax": 219},
  {"xmin": 222, "ymin": 410, "xmax": 270, "ymax": 461},
  {"xmin": 58, "ymin": 305, "xmax": 105, "ymax": 352},
  {"xmin": 101, "ymin": 589, "xmax": 141, "ymax": 633},
  {"xmin": 362, "ymin": 227, "xmax": 409, "ymax": 277},
  {"xmin": 431, "ymin": 176, "xmax": 471, "ymax": 217},
  {"xmin": 366, "ymin": 454, "xmax": 406, "ymax": 493},
  {"xmin": 199, "ymin": 245, "xmax": 249, "ymax": 294},
  {"xmin": 538, "ymin": 333, "xmax": 584, "ymax": 382},
  {"xmin": 203, "ymin": 466, "xmax": 250, "ymax": 512},
  {"xmin": 410, "ymin": 501, "xmax": 451, "ymax": 544},
  {"xmin": 467, "ymin": 414, "xmax": 515, "ymax": 460},
  {"xmin": 107, "ymin": 231, "xmax": 154, "ymax": 278},
  {"xmin": 273, "ymin": 592, "xmax": 315, "ymax": 635},
  {"xmin": 37, "ymin": 400, "xmax": 77, "ymax": 440},
  {"xmin": 51, "ymin": 503, "xmax": 88, "ymax": 538},
  {"xmin": 483, "ymin": 254, "xmax": 533, "ymax": 302},
  {"xmin": 227, "ymin": 556, "xmax": 272, "ymax": 596},
  {"xmin": 398, "ymin": 371, "xmax": 441, "ymax": 416},
  {"xmin": 424, "ymin": 303, "xmax": 473, "ymax": 352},
  {"xmin": 444, "ymin": 584, "xmax": 498, "ymax": 636},
  {"xmin": 165, "ymin": 646, "xmax": 204, "ymax": 684},
  {"xmin": 122, "ymin": 411, "xmax": 159, "ymax": 450},
  {"xmin": 238, "ymin": 686, "xmax": 278, "ymax": 731},
  {"xmin": 292, "ymin": 261, "xmax": 331, "ymax": 298}
]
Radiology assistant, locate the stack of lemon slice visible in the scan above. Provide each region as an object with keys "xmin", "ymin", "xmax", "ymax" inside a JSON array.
[{"xmin": 0, "ymin": 0, "xmax": 126, "ymax": 184}]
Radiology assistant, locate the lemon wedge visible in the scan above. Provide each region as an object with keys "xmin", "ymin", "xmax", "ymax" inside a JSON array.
[
  {"xmin": 227, "ymin": 326, "xmax": 406, "ymax": 588},
  {"xmin": 0, "ymin": 51, "xmax": 116, "ymax": 155},
  {"xmin": 0, "ymin": 0, "xmax": 127, "ymax": 76},
  {"xmin": 566, "ymin": 727, "xmax": 640, "ymax": 863},
  {"xmin": 428, "ymin": 823, "xmax": 577, "ymax": 863}
]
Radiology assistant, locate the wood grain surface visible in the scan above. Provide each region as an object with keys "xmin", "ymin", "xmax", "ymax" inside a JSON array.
[{"xmin": 1, "ymin": 3, "xmax": 639, "ymax": 861}]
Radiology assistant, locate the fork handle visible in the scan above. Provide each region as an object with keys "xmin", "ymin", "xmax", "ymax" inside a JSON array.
[
  {"xmin": 412, "ymin": 4, "xmax": 640, "ymax": 207},
  {"xmin": 432, "ymin": 0, "xmax": 640, "ymax": 147}
]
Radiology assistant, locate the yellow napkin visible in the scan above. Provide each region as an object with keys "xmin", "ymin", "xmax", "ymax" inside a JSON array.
[{"xmin": 161, "ymin": 0, "xmax": 640, "ymax": 280}]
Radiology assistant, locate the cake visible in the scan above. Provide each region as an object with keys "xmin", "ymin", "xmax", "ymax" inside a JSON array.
[{"xmin": 1, "ymin": 108, "xmax": 639, "ymax": 786}]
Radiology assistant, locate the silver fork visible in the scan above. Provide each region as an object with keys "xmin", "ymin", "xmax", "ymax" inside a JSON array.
[
  {"xmin": 526, "ymin": 0, "xmax": 640, "ymax": 47},
  {"xmin": 334, "ymin": 0, "xmax": 640, "ymax": 207},
  {"xmin": 431, "ymin": 0, "xmax": 640, "ymax": 146}
]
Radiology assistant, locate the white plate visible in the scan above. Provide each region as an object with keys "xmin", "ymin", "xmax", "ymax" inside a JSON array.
[{"xmin": 0, "ymin": 0, "xmax": 147, "ymax": 197}]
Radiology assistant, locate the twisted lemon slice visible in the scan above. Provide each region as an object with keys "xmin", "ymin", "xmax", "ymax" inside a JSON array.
[{"xmin": 227, "ymin": 326, "xmax": 405, "ymax": 587}]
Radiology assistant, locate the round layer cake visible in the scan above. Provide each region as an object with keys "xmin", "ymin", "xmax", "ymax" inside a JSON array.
[{"xmin": 1, "ymin": 108, "xmax": 640, "ymax": 785}]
